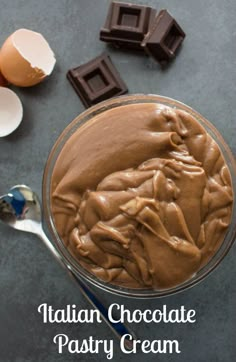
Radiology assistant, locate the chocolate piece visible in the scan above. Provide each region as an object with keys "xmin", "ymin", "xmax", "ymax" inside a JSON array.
[
  {"xmin": 67, "ymin": 53, "xmax": 128, "ymax": 108},
  {"xmin": 100, "ymin": 2, "xmax": 157, "ymax": 50},
  {"xmin": 142, "ymin": 10, "xmax": 185, "ymax": 63}
]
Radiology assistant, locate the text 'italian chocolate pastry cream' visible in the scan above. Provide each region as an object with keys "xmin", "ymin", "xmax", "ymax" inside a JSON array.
[{"xmin": 50, "ymin": 103, "xmax": 233, "ymax": 289}]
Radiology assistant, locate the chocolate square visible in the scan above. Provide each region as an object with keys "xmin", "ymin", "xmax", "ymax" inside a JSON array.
[
  {"xmin": 142, "ymin": 10, "xmax": 185, "ymax": 63},
  {"xmin": 100, "ymin": 2, "xmax": 157, "ymax": 50},
  {"xmin": 67, "ymin": 53, "xmax": 128, "ymax": 108}
]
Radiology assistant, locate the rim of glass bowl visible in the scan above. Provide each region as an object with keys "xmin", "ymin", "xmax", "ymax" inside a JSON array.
[{"xmin": 42, "ymin": 94, "xmax": 236, "ymax": 298}]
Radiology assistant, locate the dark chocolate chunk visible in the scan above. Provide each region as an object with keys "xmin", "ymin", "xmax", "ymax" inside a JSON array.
[
  {"xmin": 67, "ymin": 53, "xmax": 128, "ymax": 108},
  {"xmin": 100, "ymin": 2, "xmax": 157, "ymax": 50},
  {"xmin": 142, "ymin": 10, "xmax": 185, "ymax": 63}
]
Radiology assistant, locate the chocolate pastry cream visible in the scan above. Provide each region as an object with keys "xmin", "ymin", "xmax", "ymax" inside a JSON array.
[{"xmin": 51, "ymin": 103, "xmax": 233, "ymax": 289}]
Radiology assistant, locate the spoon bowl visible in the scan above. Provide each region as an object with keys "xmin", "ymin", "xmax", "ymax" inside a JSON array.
[{"xmin": 0, "ymin": 185, "xmax": 41, "ymax": 233}]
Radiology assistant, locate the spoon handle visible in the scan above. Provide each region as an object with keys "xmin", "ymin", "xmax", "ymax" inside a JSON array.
[{"xmin": 37, "ymin": 228, "xmax": 137, "ymax": 350}]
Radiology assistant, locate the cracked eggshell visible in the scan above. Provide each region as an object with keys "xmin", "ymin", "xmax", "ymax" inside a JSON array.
[
  {"xmin": 0, "ymin": 87, "xmax": 23, "ymax": 137},
  {"xmin": 0, "ymin": 29, "xmax": 56, "ymax": 87}
]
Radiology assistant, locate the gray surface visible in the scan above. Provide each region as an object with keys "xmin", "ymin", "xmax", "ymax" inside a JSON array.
[{"xmin": 0, "ymin": 0, "xmax": 235, "ymax": 361}]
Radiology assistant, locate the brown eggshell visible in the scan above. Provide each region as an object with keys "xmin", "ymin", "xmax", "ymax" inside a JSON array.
[
  {"xmin": 0, "ymin": 35, "xmax": 45, "ymax": 87},
  {"xmin": 0, "ymin": 29, "xmax": 56, "ymax": 87}
]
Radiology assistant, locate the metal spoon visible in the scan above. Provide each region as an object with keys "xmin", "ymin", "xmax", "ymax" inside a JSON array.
[{"xmin": 0, "ymin": 185, "xmax": 136, "ymax": 349}]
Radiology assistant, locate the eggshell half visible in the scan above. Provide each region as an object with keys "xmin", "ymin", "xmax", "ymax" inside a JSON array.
[
  {"xmin": 0, "ymin": 29, "xmax": 56, "ymax": 87},
  {"xmin": 0, "ymin": 87, "xmax": 23, "ymax": 137}
]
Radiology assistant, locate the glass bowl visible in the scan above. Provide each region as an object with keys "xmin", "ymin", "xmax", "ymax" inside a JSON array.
[{"xmin": 42, "ymin": 94, "xmax": 236, "ymax": 298}]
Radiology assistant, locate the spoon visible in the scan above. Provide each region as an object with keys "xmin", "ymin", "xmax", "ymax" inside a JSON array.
[{"xmin": 0, "ymin": 185, "xmax": 136, "ymax": 349}]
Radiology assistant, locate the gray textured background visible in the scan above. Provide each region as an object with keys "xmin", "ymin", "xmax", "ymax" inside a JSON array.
[{"xmin": 0, "ymin": 0, "xmax": 236, "ymax": 361}]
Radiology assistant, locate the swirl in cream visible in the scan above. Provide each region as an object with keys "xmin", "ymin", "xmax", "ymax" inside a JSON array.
[{"xmin": 51, "ymin": 104, "xmax": 233, "ymax": 289}]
